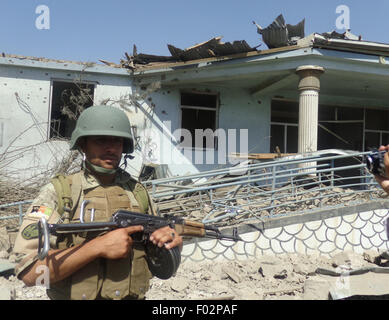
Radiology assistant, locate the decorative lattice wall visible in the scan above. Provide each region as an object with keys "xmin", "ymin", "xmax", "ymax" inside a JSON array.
[{"xmin": 181, "ymin": 201, "xmax": 389, "ymax": 262}]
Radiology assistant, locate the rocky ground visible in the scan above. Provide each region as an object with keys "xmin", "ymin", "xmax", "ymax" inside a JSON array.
[
  {"xmin": 145, "ymin": 251, "xmax": 383, "ymax": 300},
  {"xmin": 0, "ymin": 250, "xmax": 385, "ymax": 300},
  {"xmin": 0, "ymin": 176, "xmax": 388, "ymax": 300}
]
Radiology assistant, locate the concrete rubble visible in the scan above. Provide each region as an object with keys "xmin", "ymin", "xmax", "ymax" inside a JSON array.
[
  {"xmin": 0, "ymin": 248, "xmax": 388, "ymax": 300},
  {"xmin": 145, "ymin": 250, "xmax": 389, "ymax": 300}
]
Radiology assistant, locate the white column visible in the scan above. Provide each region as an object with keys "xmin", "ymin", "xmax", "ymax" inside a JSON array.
[
  {"xmin": 298, "ymin": 89, "xmax": 320, "ymax": 153},
  {"xmin": 296, "ymin": 65, "xmax": 324, "ymax": 174}
]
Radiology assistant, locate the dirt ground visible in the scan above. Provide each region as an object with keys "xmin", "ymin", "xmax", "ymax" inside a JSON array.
[
  {"xmin": 145, "ymin": 251, "xmax": 380, "ymax": 300},
  {"xmin": 0, "ymin": 250, "xmax": 383, "ymax": 300}
]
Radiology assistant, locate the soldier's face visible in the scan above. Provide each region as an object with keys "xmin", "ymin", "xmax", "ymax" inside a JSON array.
[{"xmin": 82, "ymin": 136, "xmax": 124, "ymax": 170}]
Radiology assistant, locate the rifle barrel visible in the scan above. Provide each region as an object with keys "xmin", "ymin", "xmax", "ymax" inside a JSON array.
[{"xmin": 205, "ymin": 230, "xmax": 241, "ymax": 242}]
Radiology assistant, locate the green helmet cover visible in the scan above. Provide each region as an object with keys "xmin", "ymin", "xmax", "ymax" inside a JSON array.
[{"xmin": 70, "ymin": 105, "xmax": 134, "ymax": 154}]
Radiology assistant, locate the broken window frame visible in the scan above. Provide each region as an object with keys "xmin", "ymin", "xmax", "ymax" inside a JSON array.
[
  {"xmin": 48, "ymin": 78, "xmax": 96, "ymax": 140},
  {"xmin": 364, "ymin": 129, "xmax": 389, "ymax": 150},
  {"xmin": 179, "ymin": 90, "xmax": 219, "ymax": 150},
  {"xmin": 270, "ymin": 98, "xmax": 389, "ymax": 153},
  {"xmin": 363, "ymin": 107, "xmax": 389, "ymax": 150},
  {"xmin": 270, "ymin": 122, "xmax": 298, "ymax": 153},
  {"xmin": 270, "ymin": 99, "xmax": 298, "ymax": 153}
]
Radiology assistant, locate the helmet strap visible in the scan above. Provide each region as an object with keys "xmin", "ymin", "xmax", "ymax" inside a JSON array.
[
  {"xmin": 80, "ymin": 151, "xmax": 133, "ymax": 176},
  {"xmin": 82, "ymin": 157, "xmax": 118, "ymax": 176}
]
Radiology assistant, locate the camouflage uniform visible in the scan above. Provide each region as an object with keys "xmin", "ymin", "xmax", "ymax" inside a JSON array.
[{"xmin": 13, "ymin": 169, "xmax": 155, "ymax": 300}]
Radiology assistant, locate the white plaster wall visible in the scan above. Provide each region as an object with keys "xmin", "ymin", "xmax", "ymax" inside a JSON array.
[
  {"xmin": 0, "ymin": 66, "xmax": 59, "ymax": 181},
  {"xmin": 148, "ymin": 86, "xmax": 271, "ymax": 173},
  {"xmin": 0, "ymin": 65, "xmax": 141, "ymax": 182},
  {"xmin": 217, "ymin": 87, "xmax": 270, "ymax": 155},
  {"xmin": 0, "ymin": 64, "xmax": 201, "ymax": 182}
]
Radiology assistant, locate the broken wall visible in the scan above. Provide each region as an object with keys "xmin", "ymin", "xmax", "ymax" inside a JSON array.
[
  {"xmin": 0, "ymin": 60, "xmax": 214, "ymax": 184},
  {"xmin": 0, "ymin": 63, "xmax": 146, "ymax": 182},
  {"xmin": 148, "ymin": 86, "xmax": 271, "ymax": 173}
]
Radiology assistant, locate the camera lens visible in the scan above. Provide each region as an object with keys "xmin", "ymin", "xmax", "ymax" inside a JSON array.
[{"xmin": 365, "ymin": 150, "xmax": 386, "ymax": 177}]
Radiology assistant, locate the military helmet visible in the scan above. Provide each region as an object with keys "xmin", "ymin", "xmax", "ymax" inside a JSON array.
[{"xmin": 70, "ymin": 105, "xmax": 134, "ymax": 154}]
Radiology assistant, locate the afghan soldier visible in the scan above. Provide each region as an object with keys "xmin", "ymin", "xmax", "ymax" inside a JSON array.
[{"xmin": 13, "ymin": 105, "xmax": 183, "ymax": 300}]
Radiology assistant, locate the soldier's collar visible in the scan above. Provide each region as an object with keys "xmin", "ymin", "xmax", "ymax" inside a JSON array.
[{"xmin": 81, "ymin": 169, "xmax": 133, "ymax": 189}]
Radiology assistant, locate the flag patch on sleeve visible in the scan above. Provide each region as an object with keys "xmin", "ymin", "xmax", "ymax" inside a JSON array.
[{"xmin": 29, "ymin": 206, "xmax": 53, "ymax": 219}]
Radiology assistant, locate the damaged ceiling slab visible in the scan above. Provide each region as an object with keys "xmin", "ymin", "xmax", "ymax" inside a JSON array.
[
  {"xmin": 121, "ymin": 36, "xmax": 258, "ymax": 70},
  {"xmin": 301, "ymin": 32, "xmax": 389, "ymax": 56},
  {"xmin": 167, "ymin": 37, "xmax": 257, "ymax": 61},
  {"xmin": 121, "ymin": 13, "xmax": 389, "ymax": 74},
  {"xmin": 253, "ymin": 14, "xmax": 305, "ymax": 49},
  {"xmin": 120, "ymin": 14, "xmax": 307, "ymax": 71},
  {"xmin": 5, "ymin": 13, "xmax": 389, "ymax": 74}
]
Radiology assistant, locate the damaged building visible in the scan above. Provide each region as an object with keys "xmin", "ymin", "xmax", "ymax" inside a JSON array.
[
  {"xmin": 127, "ymin": 15, "xmax": 389, "ymax": 163},
  {"xmin": 3, "ymin": 15, "xmax": 389, "ymax": 300},
  {"xmin": 2, "ymin": 14, "xmax": 389, "ymax": 182}
]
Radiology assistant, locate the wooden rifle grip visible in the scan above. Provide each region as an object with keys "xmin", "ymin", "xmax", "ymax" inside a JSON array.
[
  {"xmin": 183, "ymin": 220, "xmax": 205, "ymax": 228},
  {"xmin": 174, "ymin": 224, "xmax": 205, "ymax": 237}
]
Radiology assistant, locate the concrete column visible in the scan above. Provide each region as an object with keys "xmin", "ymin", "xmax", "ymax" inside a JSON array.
[
  {"xmin": 296, "ymin": 65, "xmax": 324, "ymax": 153},
  {"xmin": 296, "ymin": 65, "xmax": 324, "ymax": 174}
]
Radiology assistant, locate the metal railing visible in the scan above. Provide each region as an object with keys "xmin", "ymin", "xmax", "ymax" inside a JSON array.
[
  {"xmin": 143, "ymin": 149, "xmax": 384, "ymax": 224},
  {"xmin": 0, "ymin": 200, "xmax": 33, "ymax": 225}
]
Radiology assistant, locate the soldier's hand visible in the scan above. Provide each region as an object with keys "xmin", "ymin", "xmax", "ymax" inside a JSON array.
[
  {"xmin": 94, "ymin": 225, "xmax": 143, "ymax": 259},
  {"xmin": 375, "ymin": 145, "xmax": 389, "ymax": 194},
  {"xmin": 149, "ymin": 226, "xmax": 183, "ymax": 251}
]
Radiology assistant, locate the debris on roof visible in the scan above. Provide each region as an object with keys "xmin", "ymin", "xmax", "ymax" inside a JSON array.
[
  {"xmin": 122, "ymin": 44, "xmax": 176, "ymax": 69},
  {"xmin": 253, "ymin": 14, "xmax": 305, "ymax": 49},
  {"xmin": 121, "ymin": 37, "xmax": 259, "ymax": 70},
  {"xmin": 5, "ymin": 13, "xmax": 389, "ymax": 73},
  {"xmin": 167, "ymin": 36, "xmax": 257, "ymax": 61},
  {"xmin": 320, "ymin": 30, "xmax": 361, "ymax": 41},
  {"xmin": 298, "ymin": 31, "xmax": 389, "ymax": 56}
]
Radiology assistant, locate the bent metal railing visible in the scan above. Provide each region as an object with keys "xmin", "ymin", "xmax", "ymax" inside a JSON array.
[
  {"xmin": 0, "ymin": 200, "xmax": 33, "ymax": 225},
  {"xmin": 144, "ymin": 149, "xmax": 384, "ymax": 225}
]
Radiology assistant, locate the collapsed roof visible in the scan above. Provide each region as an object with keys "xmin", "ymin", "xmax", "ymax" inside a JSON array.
[
  {"xmin": 120, "ymin": 14, "xmax": 389, "ymax": 72},
  {"xmin": 253, "ymin": 14, "xmax": 305, "ymax": 49},
  {"xmin": 120, "ymin": 14, "xmax": 306, "ymax": 70},
  {"xmin": 3, "ymin": 14, "xmax": 389, "ymax": 73},
  {"xmin": 120, "ymin": 37, "xmax": 259, "ymax": 70}
]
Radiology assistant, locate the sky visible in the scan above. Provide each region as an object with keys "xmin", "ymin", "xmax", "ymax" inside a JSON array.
[{"xmin": 0, "ymin": 0, "xmax": 389, "ymax": 64}]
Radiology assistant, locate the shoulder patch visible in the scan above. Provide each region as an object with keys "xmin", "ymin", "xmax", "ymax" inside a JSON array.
[{"xmin": 21, "ymin": 223, "xmax": 39, "ymax": 240}]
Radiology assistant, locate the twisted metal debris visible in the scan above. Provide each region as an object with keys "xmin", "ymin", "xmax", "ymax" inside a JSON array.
[{"xmin": 144, "ymin": 150, "xmax": 384, "ymax": 226}]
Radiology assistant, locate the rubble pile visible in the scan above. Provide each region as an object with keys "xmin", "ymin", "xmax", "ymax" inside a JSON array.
[
  {"xmin": 0, "ymin": 180, "xmax": 38, "ymax": 206},
  {"xmin": 145, "ymin": 251, "xmax": 386, "ymax": 300},
  {"xmin": 1, "ymin": 250, "xmax": 387, "ymax": 300},
  {"xmin": 153, "ymin": 182, "xmax": 385, "ymax": 226},
  {"xmin": 0, "ymin": 179, "xmax": 39, "ymax": 230}
]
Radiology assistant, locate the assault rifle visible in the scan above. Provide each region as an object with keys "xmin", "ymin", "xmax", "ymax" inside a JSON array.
[{"xmin": 37, "ymin": 202, "xmax": 242, "ymax": 279}]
